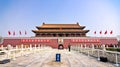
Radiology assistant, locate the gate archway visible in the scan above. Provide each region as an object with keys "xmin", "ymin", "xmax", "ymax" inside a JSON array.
[{"xmin": 58, "ymin": 44, "xmax": 64, "ymax": 49}]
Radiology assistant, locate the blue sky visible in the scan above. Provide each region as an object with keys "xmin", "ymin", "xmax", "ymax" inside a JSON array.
[{"xmin": 0, "ymin": 0, "xmax": 120, "ymax": 37}]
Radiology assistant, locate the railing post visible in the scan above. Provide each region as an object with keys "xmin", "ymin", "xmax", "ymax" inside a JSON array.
[
  {"xmin": 1, "ymin": 45, "xmax": 3, "ymax": 50},
  {"xmin": 30, "ymin": 44, "xmax": 32, "ymax": 51},
  {"xmin": 92, "ymin": 44, "xmax": 94, "ymax": 54},
  {"xmin": 88, "ymin": 50, "xmax": 89, "ymax": 57},
  {"xmin": 38, "ymin": 44, "xmax": 40, "ymax": 49},
  {"xmin": 7, "ymin": 44, "xmax": 11, "ymax": 59},
  {"xmin": 78, "ymin": 45, "xmax": 80, "ymax": 52},
  {"xmin": 114, "ymin": 53, "xmax": 119, "ymax": 66},
  {"xmin": 97, "ymin": 49, "xmax": 100, "ymax": 60},
  {"xmin": 102, "ymin": 44, "xmax": 106, "ymax": 57},
  {"xmin": 21, "ymin": 44, "xmax": 23, "ymax": 56},
  {"xmin": 85, "ymin": 44, "xmax": 86, "ymax": 49},
  {"xmin": 80, "ymin": 44, "xmax": 83, "ymax": 53},
  {"xmin": 34, "ymin": 44, "xmax": 36, "ymax": 53},
  {"xmin": 7, "ymin": 50, "xmax": 10, "ymax": 59},
  {"xmin": 13, "ymin": 50, "xmax": 16, "ymax": 60}
]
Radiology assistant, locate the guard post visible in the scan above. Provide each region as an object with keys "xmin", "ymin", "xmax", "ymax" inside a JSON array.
[{"xmin": 56, "ymin": 53, "xmax": 61, "ymax": 62}]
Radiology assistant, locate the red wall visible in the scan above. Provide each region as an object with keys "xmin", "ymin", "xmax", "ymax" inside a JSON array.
[
  {"xmin": 0, "ymin": 37, "xmax": 118, "ymax": 48},
  {"xmin": 1, "ymin": 39, "xmax": 21, "ymax": 47}
]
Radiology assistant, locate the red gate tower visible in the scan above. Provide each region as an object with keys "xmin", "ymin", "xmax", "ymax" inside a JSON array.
[{"xmin": 32, "ymin": 22, "xmax": 89, "ymax": 37}]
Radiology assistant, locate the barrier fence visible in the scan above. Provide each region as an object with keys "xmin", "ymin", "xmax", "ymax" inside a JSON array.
[
  {"xmin": 71, "ymin": 45, "xmax": 120, "ymax": 66},
  {"xmin": 0, "ymin": 44, "xmax": 51, "ymax": 61}
]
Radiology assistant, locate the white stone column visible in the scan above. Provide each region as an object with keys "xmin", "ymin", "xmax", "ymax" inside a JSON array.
[
  {"xmin": 12, "ymin": 50, "xmax": 16, "ymax": 60},
  {"xmin": 25, "ymin": 45, "xmax": 28, "ymax": 56},
  {"xmin": 78, "ymin": 45, "xmax": 80, "ymax": 52},
  {"xmin": 80, "ymin": 44, "xmax": 83, "ymax": 53},
  {"xmin": 97, "ymin": 49, "xmax": 100, "ymax": 60},
  {"xmin": 1, "ymin": 45, "xmax": 3, "ymax": 50},
  {"xmin": 30, "ymin": 44, "xmax": 32, "ymax": 51},
  {"xmin": 81, "ymin": 44, "xmax": 83, "ymax": 49},
  {"xmin": 16, "ymin": 45, "xmax": 18, "ymax": 50},
  {"xmin": 75, "ymin": 45, "xmax": 77, "ymax": 51},
  {"xmin": 25, "ymin": 45, "xmax": 27, "ymax": 49},
  {"xmin": 34, "ymin": 44, "xmax": 37, "ymax": 53},
  {"xmin": 38, "ymin": 44, "xmax": 40, "ymax": 49},
  {"xmin": 103, "ymin": 44, "xmax": 106, "ymax": 51},
  {"xmin": 14, "ymin": 45, "xmax": 18, "ymax": 58},
  {"xmin": 92, "ymin": 44, "xmax": 94, "ymax": 54},
  {"xmin": 7, "ymin": 50, "xmax": 10, "ymax": 59},
  {"xmin": 113, "ymin": 45, "xmax": 116, "ymax": 48},
  {"xmin": 21, "ymin": 44, "xmax": 23, "ymax": 56},
  {"xmin": 84, "ymin": 44, "xmax": 86, "ymax": 49},
  {"xmin": 77, "ymin": 44, "xmax": 79, "ymax": 52},
  {"xmin": 102, "ymin": 44, "xmax": 106, "ymax": 57},
  {"xmin": 114, "ymin": 53, "xmax": 119, "ymax": 66},
  {"xmin": 106, "ymin": 45, "xmax": 108, "ymax": 48},
  {"xmin": 88, "ymin": 50, "xmax": 90, "ymax": 57},
  {"xmin": 35, "ymin": 44, "xmax": 36, "ymax": 49},
  {"xmin": 7, "ymin": 44, "xmax": 11, "ymax": 59},
  {"xmin": 116, "ymin": 45, "xmax": 118, "ymax": 48},
  {"xmin": 71, "ymin": 46, "xmax": 73, "ymax": 50}
]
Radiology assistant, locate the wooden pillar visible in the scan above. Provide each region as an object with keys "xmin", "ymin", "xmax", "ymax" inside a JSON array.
[
  {"xmin": 76, "ymin": 33, "xmax": 78, "ymax": 37},
  {"xmin": 40, "ymin": 34, "xmax": 42, "ymax": 37},
  {"xmin": 64, "ymin": 33, "xmax": 66, "ymax": 37},
  {"xmin": 56, "ymin": 33, "xmax": 58, "ymax": 37},
  {"xmin": 51, "ymin": 33, "xmax": 53, "ymax": 37},
  {"xmin": 39, "ymin": 33, "xmax": 41, "ymax": 37},
  {"xmin": 74, "ymin": 33, "xmax": 76, "ymax": 37},
  {"xmin": 84, "ymin": 34, "xmax": 86, "ymax": 36},
  {"xmin": 45, "ymin": 33, "xmax": 47, "ymax": 37},
  {"xmin": 79, "ymin": 33, "xmax": 81, "ymax": 37},
  {"xmin": 69, "ymin": 33, "xmax": 71, "ymax": 37}
]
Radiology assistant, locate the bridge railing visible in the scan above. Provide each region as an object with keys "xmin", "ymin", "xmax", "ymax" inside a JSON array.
[
  {"xmin": 71, "ymin": 45, "xmax": 120, "ymax": 66},
  {"xmin": 0, "ymin": 44, "xmax": 52, "ymax": 61}
]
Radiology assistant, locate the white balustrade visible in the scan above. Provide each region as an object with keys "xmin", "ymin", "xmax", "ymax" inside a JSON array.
[{"xmin": 71, "ymin": 44, "xmax": 120, "ymax": 66}]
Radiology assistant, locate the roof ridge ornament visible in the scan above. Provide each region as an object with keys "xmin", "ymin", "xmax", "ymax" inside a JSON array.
[
  {"xmin": 77, "ymin": 22, "xmax": 79, "ymax": 25},
  {"xmin": 43, "ymin": 22, "xmax": 45, "ymax": 25}
]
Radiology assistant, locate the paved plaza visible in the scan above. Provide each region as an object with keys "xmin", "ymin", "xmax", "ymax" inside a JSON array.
[{"xmin": 0, "ymin": 48, "xmax": 116, "ymax": 67}]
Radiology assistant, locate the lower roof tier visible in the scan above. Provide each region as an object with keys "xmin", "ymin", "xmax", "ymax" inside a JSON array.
[{"xmin": 32, "ymin": 30, "xmax": 89, "ymax": 33}]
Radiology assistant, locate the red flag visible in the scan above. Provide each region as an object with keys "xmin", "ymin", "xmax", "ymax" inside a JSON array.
[
  {"xmin": 19, "ymin": 31, "xmax": 22, "ymax": 35},
  {"xmin": 104, "ymin": 30, "xmax": 107, "ymax": 35},
  {"xmin": 8, "ymin": 31, "xmax": 11, "ymax": 35},
  {"xmin": 94, "ymin": 31, "xmax": 96, "ymax": 34},
  {"xmin": 100, "ymin": 31, "xmax": 102, "ymax": 34},
  {"xmin": 13, "ymin": 31, "xmax": 15, "ymax": 36},
  {"xmin": 110, "ymin": 30, "xmax": 113, "ymax": 34},
  {"xmin": 25, "ymin": 31, "xmax": 27, "ymax": 35}
]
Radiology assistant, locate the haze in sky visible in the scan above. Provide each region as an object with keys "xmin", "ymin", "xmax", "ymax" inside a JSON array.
[{"xmin": 0, "ymin": 0, "xmax": 120, "ymax": 37}]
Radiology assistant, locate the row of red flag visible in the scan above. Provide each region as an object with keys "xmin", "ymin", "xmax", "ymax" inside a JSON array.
[
  {"xmin": 94, "ymin": 30, "xmax": 113, "ymax": 35},
  {"xmin": 8, "ymin": 31, "xmax": 27, "ymax": 36}
]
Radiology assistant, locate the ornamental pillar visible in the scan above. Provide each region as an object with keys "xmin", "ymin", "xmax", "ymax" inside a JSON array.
[
  {"xmin": 69, "ymin": 33, "xmax": 71, "ymax": 37},
  {"xmin": 51, "ymin": 33, "xmax": 53, "ymax": 37},
  {"xmin": 56, "ymin": 33, "xmax": 58, "ymax": 37},
  {"xmin": 64, "ymin": 33, "xmax": 66, "ymax": 37},
  {"xmin": 75, "ymin": 33, "xmax": 77, "ymax": 37},
  {"xmin": 40, "ymin": 33, "xmax": 41, "ymax": 37}
]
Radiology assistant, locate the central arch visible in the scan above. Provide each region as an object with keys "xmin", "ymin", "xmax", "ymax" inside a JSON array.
[{"xmin": 58, "ymin": 44, "xmax": 64, "ymax": 49}]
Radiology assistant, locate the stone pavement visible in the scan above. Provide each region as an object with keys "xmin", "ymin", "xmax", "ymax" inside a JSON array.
[{"xmin": 0, "ymin": 49, "xmax": 116, "ymax": 67}]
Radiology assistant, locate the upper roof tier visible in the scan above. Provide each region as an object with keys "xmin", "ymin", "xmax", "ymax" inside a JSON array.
[{"xmin": 36, "ymin": 22, "xmax": 85, "ymax": 29}]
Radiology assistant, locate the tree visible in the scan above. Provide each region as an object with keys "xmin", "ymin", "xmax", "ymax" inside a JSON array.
[{"xmin": 0, "ymin": 36, "xmax": 3, "ymax": 44}]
